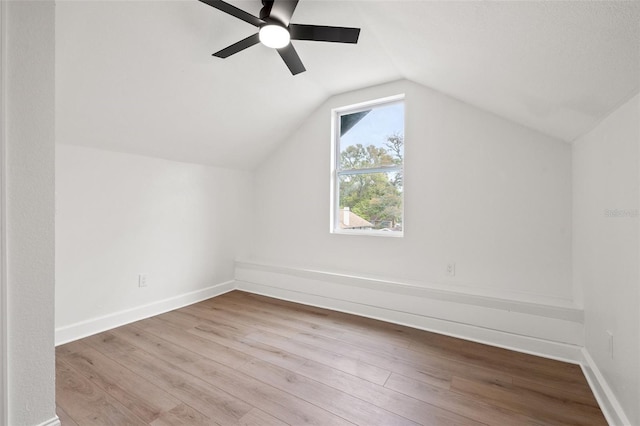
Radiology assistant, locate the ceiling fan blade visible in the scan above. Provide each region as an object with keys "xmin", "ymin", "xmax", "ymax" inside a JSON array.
[
  {"xmin": 269, "ymin": 0, "xmax": 299, "ymax": 26},
  {"xmin": 290, "ymin": 24, "xmax": 360, "ymax": 44},
  {"xmin": 277, "ymin": 44, "xmax": 306, "ymax": 75},
  {"xmin": 213, "ymin": 33, "xmax": 260, "ymax": 58},
  {"xmin": 198, "ymin": 0, "xmax": 264, "ymax": 27}
]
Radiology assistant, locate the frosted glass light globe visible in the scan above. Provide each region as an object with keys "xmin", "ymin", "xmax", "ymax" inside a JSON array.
[{"xmin": 259, "ymin": 24, "xmax": 290, "ymax": 49}]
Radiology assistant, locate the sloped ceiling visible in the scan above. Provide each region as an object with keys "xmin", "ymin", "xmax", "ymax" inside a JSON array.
[{"xmin": 56, "ymin": 0, "xmax": 640, "ymax": 169}]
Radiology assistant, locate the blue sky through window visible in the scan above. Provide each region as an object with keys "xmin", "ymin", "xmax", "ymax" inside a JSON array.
[{"xmin": 340, "ymin": 102, "xmax": 404, "ymax": 152}]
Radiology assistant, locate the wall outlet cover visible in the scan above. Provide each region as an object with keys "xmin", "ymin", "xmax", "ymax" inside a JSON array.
[
  {"xmin": 138, "ymin": 273, "xmax": 148, "ymax": 288},
  {"xmin": 446, "ymin": 263, "xmax": 456, "ymax": 277}
]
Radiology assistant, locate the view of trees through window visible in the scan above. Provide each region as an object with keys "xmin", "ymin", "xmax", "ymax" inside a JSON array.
[{"xmin": 335, "ymin": 100, "xmax": 404, "ymax": 234}]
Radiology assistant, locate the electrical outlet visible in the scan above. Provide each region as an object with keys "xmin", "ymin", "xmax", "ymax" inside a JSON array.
[
  {"xmin": 138, "ymin": 273, "xmax": 148, "ymax": 288},
  {"xmin": 446, "ymin": 263, "xmax": 456, "ymax": 277},
  {"xmin": 606, "ymin": 330, "xmax": 614, "ymax": 359}
]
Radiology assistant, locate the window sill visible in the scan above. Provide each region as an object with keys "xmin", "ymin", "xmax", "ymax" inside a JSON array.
[{"xmin": 331, "ymin": 229, "xmax": 404, "ymax": 238}]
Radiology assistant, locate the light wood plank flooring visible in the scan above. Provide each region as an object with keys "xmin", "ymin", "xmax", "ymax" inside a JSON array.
[{"xmin": 56, "ymin": 290, "xmax": 606, "ymax": 425}]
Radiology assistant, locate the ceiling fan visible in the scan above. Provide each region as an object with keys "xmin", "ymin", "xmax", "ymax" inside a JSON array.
[{"xmin": 198, "ymin": 0, "xmax": 361, "ymax": 75}]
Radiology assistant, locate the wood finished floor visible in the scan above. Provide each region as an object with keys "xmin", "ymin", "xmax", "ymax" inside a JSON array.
[{"xmin": 56, "ymin": 291, "xmax": 606, "ymax": 426}]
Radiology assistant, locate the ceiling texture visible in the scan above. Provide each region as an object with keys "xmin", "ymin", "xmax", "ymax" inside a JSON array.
[{"xmin": 56, "ymin": 0, "xmax": 640, "ymax": 169}]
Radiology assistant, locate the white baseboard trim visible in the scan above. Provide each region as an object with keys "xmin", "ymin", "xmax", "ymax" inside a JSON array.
[
  {"xmin": 36, "ymin": 416, "xmax": 60, "ymax": 426},
  {"xmin": 581, "ymin": 348, "xmax": 631, "ymax": 426},
  {"xmin": 235, "ymin": 261, "xmax": 585, "ymax": 364},
  {"xmin": 53, "ymin": 267, "xmax": 620, "ymax": 424},
  {"xmin": 55, "ymin": 280, "xmax": 235, "ymax": 346}
]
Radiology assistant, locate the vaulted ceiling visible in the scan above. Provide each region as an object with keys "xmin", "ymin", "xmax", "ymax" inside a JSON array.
[{"xmin": 56, "ymin": 1, "xmax": 640, "ymax": 169}]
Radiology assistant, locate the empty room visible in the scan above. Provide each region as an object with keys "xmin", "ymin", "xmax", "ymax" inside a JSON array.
[{"xmin": 1, "ymin": 0, "xmax": 639, "ymax": 425}]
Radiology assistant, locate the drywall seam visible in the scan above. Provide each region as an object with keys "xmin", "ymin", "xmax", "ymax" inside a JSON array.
[
  {"xmin": 55, "ymin": 280, "xmax": 235, "ymax": 345},
  {"xmin": 581, "ymin": 348, "xmax": 631, "ymax": 426}
]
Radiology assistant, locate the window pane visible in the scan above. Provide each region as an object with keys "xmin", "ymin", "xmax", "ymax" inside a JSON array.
[
  {"xmin": 338, "ymin": 171, "xmax": 403, "ymax": 232},
  {"xmin": 333, "ymin": 97, "xmax": 404, "ymax": 236},
  {"xmin": 339, "ymin": 102, "xmax": 404, "ymax": 170}
]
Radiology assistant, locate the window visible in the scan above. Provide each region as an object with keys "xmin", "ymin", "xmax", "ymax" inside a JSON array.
[{"xmin": 331, "ymin": 95, "xmax": 405, "ymax": 236}]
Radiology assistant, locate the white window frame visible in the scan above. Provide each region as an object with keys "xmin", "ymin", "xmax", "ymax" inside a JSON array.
[
  {"xmin": 330, "ymin": 94, "xmax": 405, "ymax": 237},
  {"xmin": 0, "ymin": 2, "xmax": 7, "ymax": 422}
]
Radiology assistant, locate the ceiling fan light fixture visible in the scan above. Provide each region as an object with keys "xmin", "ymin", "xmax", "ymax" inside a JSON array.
[{"xmin": 259, "ymin": 24, "xmax": 290, "ymax": 49}]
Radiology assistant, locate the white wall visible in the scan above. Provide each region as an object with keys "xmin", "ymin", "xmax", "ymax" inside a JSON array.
[
  {"xmin": 55, "ymin": 145, "xmax": 252, "ymax": 342},
  {"xmin": 573, "ymin": 93, "xmax": 639, "ymax": 426},
  {"xmin": 3, "ymin": 1, "xmax": 57, "ymax": 425},
  {"xmin": 250, "ymin": 80, "xmax": 573, "ymax": 305}
]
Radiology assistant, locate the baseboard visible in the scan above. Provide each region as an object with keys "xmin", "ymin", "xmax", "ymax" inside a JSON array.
[
  {"xmin": 235, "ymin": 260, "xmax": 585, "ymax": 363},
  {"xmin": 36, "ymin": 416, "xmax": 60, "ymax": 426},
  {"xmin": 581, "ymin": 348, "xmax": 631, "ymax": 426},
  {"xmin": 55, "ymin": 280, "xmax": 235, "ymax": 346},
  {"xmin": 52, "ymin": 266, "xmax": 615, "ymax": 423}
]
